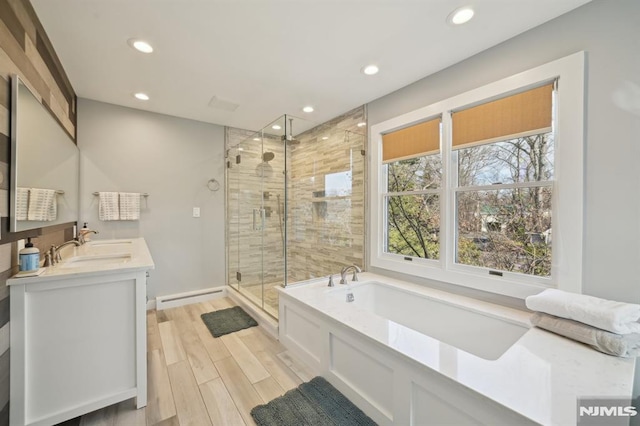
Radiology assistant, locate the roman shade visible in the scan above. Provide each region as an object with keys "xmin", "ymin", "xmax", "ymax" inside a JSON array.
[
  {"xmin": 452, "ymin": 82, "xmax": 554, "ymax": 149},
  {"xmin": 382, "ymin": 117, "xmax": 441, "ymax": 163}
]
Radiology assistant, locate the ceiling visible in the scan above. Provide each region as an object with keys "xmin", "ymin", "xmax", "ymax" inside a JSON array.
[{"xmin": 30, "ymin": 0, "xmax": 591, "ymax": 134}]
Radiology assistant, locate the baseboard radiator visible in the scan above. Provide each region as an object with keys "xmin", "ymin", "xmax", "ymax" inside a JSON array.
[{"xmin": 153, "ymin": 286, "xmax": 227, "ymax": 310}]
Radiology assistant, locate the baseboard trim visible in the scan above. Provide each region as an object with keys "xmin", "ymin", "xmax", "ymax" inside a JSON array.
[{"xmin": 153, "ymin": 286, "xmax": 228, "ymax": 311}]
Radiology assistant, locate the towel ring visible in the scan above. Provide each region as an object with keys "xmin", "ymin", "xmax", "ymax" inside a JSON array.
[{"xmin": 207, "ymin": 178, "xmax": 220, "ymax": 192}]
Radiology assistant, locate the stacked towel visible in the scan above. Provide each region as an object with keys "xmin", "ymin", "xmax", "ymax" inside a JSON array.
[
  {"xmin": 27, "ymin": 188, "xmax": 57, "ymax": 221},
  {"xmin": 526, "ymin": 289, "xmax": 640, "ymax": 357},
  {"xmin": 531, "ymin": 312, "xmax": 640, "ymax": 358},
  {"xmin": 119, "ymin": 192, "xmax": 140, "ymax": 220},
  {"xmin": 526, "ymin": 289, "xmax": 640, "ymax": 334},
  {"xmin": 15, "ymin": 187, "xmax": 29, "ymax": 221},
  {"xmin": 99, "ymin": 192, "xmax": 119, "ymax": 221}
]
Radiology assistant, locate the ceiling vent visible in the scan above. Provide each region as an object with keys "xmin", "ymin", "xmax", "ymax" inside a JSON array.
[{"xmin": 208, "ymin": 96, "xmax": 240, "ymax": 112}]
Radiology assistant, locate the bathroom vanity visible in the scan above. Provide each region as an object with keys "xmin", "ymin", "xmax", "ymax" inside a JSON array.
[{"xmin": 8, "ymin": 238, "xmax": 154, "ymax": 426}]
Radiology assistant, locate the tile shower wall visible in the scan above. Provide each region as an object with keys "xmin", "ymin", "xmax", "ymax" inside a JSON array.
[
  {"xmin": 287, "ymin": 106, "xmax": 365, "ymax": 281},
  {"xmin": 0, "ymin": 1, "xmax": 77, "ymax": 423},
  {"xmin": 226, "ymin": 127, "xmax": 286, "ymax": 289},
  {"xmin": 227, "ymin": 106, "xmax": 366, "ymax": 292}
]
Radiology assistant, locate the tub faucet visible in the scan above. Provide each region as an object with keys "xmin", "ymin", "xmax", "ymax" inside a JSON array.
[
  {"xmin": 49, "ymin": 240, "xmax": 81, "ymax": 264},
  {"xmin": 340, "ymin": 265, "xmax": 361, "ymax": 284}
]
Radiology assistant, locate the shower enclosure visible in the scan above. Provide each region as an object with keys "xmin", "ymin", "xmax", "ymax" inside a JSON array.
[{"xmin": 226, "ymin": 107, "xmax": 366, "ymax": 318}]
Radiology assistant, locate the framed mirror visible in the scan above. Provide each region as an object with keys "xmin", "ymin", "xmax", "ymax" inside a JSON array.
[{"xmin": 10, "ymin": 75, "xmax": 79, "ymax": 232}]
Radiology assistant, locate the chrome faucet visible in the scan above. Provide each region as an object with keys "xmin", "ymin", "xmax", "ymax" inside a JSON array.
[
  {"xmin": 49, "ymin": 240, "xmax": 81, "ymax": 264},
  {"xmin": 340, "ymin": 265, "xmax": 361, "ymax": 284}
]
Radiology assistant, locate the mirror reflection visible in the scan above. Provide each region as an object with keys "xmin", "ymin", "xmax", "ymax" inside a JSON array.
[{"xmin": 10, "ymin": 75, "xmax": 79, "ymax": 232}]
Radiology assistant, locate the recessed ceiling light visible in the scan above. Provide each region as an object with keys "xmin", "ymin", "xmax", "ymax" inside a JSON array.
[
  {"xmin": 302, "ymin": 106, "xmax": 314, "ymax": 113},
  {"xmin": 253, "ymin": 137, "xmax": 260, "ymax": 141},
  {"xmin": 322, "ymin": 136, "xmax": 329, "ymax": 140},
  {"xmin": 128, "ymin": 39, "xmax": 153, "ymax": 53},
  {"xmin": 362, "ymin": 64, "xmax": 379, "ymax": 76},
  {"xmin": 134, "ymin": 92, "xmax": 149, "ymax": 101},
  {"xmin": 272, "ymin": 125, "xmax": 282, "ymax": 130},
  {"xmin": 448, "ymin": 6, "xmax": 474, "ymax": 25},
  {"xmin": 357, "ymin": 122, "xmax": 366, "ymax": 127}
]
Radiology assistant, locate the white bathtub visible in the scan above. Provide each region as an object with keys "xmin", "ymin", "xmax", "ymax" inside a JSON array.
[
  {"xmin": 278, "ymin": 272, "xmax": 635, "ymax": 426},
  {"xmin": 328, "ymin": 281, "xmax": 528, "ymax": 360}
]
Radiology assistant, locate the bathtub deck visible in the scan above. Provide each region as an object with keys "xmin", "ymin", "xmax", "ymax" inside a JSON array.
[{"xmin": 67, "ymin": 297, "xmax": 313, "ymax": 425}]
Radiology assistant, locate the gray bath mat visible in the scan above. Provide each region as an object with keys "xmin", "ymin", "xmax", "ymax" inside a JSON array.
[
  {"xmin": 200, "ymin": 306, "xmax": 258, "ymax": 337},
  {"xmin": 251, "ymin": 376, "xmax": 378, "ymax": 426}
]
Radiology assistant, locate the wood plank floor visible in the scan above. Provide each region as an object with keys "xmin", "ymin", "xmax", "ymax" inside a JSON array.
[{"xmin": 65, "ymin": 297, "xmax": 314, "ymax": 426}]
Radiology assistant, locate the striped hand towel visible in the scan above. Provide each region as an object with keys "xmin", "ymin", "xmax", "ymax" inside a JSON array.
[
  {"xmin": 27, "ymin": 188, "xmax": 56, "ymax": 221},
  {"xmin": 99, "ymin": 192, "xmax": 120, "ymax": 221},
  {"xmin": 119, "ymin": 192, "xmax": 140, "ymax": 220},
  {"xmin": 15, "ymin": 187, "xmax": 29, "ymax": 221}
]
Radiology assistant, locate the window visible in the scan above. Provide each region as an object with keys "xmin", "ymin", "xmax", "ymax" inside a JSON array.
[
  {"xmin": 369, "ymin": 53, "xmax": 584, "ymax": 298},
  {"xmin": 382, "ymin": 117, "xmax": 441, "ymax": 260}
]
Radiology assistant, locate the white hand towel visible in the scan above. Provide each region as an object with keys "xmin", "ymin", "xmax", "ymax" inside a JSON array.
[
  {"xmin": 526, "ymin": 289, "xmax": 640, "ymax": 334},
  {"xmin": 119, "ymin": 192, "xmax": 140, "ymax": 220},
  {"xmin": 27, "ymin": 188, "xmax": 56, "ymax": 221},
  {"xmin": 99, "ymin": 192, "xmax": 120, "ymax": 221},
  {"xmin": 16, "ymin": 187, "xmax": 29, "ymax": 221}
]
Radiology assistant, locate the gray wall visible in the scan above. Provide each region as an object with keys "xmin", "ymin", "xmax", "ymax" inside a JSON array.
[
  {"xmin": 367, "ymin": 0, "xmax": 640, "ymax": 304},
  {"xmin": 78, "ymin": 99, "xmax": 226, "ymax": 299}
]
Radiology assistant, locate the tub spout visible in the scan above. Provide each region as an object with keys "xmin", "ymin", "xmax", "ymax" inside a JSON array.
[{"xmin": 340, "ymin": 265, "xmax": 361, "ymax": 284}]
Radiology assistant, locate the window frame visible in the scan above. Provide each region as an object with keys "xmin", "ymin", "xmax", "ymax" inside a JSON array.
[{"xmin": 369, "ymin": 52, "xmax": 584, "ymax": 299}]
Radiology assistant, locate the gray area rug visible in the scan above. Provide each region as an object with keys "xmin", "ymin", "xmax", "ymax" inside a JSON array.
[
  {"xmin": 200, "ymin": 306, "xmax": 258, "ymax": 337},
  {"xmin": 251, "ymin": 376, "xmax": 378, "ymax": 426}
]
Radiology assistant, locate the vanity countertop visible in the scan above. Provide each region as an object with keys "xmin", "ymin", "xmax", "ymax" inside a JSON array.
[{"xmin": 8, "ymin": 237, "xmax": 154, "ymax": 285}]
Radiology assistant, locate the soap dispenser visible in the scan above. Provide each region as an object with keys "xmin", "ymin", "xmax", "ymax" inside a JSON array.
[{"xmin": 19, "ymin": 238, "xmax": 40, "ymax": 272}]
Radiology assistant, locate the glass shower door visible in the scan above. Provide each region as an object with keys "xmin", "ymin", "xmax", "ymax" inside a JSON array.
[{"xmin": 226, "ymin": 118, "xmax": 287, "ymax": 317}]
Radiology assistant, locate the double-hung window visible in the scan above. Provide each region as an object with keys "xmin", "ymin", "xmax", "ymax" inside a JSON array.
[
  {"xmin": 369, "ymin": 53, "xmax": 584, "ymax": 298},
  {"xmin": 383, "ymin": 117, "xmax": 442, "ymax": 261}
]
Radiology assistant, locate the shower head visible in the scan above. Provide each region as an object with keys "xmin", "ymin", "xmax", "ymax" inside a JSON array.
[{"xmin": 262, "ymin": 151, "xmax": 275, "ymax": 162}]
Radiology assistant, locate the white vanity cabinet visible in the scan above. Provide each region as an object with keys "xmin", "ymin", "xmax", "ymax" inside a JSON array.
[{"xmin": 8, "ymin": 238, "xmax": 154, "ymax": 426}]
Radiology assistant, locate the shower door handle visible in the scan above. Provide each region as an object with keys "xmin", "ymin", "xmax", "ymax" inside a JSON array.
[{"xmin": 253, "ymin": 208, "xmax": 265, "ymax": 231}]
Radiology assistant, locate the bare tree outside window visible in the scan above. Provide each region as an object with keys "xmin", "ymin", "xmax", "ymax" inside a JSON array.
[
  {"xmin": 384, "ymin": 132, "xmax": 553, "ymax": 277},
  {"xmin": 456, "ymin": 133, "xmax": 553, "ymax": 276},
  {"xmin": 386, "ymin": 155, "xmax": 441, "ymax": 259}
]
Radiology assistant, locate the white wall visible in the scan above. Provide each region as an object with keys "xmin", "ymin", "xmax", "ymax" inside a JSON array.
[
  {"xmin": 77, "ymin": 99, "xmax": 226, "ymax": 299},
  {"xmin": 367, "ymin": 0, "xmax": 640, "ymax": 304}
]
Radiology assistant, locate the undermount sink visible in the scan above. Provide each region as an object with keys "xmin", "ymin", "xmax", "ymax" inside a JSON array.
[
  {"xmin": 88, "ymin": 239, "xmax": 133, "ymax": 246},
  {"xmin": 61, "ymin": 253, "xmax": 133, "ymax": 269}
]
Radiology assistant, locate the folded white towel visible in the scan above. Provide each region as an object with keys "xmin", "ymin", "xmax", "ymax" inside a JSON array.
[
  {"xmin": 526, "ymin": 289, "xmax": 640, "ymax": 334},
  {"xmin": 531, "ymin": 312, "xmax": 640, "ymax": 358},
  {"xmin": 119, "ymin": 192, "xmax": 140, "ymax": 220},
  {"xmin": 27, "ymin": 188, "xmax": 56, "ymax": 221},
  {"xmin": 99, "ymin": 192, "xmax": 120, "ymax": 221},
  {"xmin": 16, "ymin": 187, "xmax": 29, "ymax": 221}
]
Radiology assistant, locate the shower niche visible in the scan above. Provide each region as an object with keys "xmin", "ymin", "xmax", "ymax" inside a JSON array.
[{"xmin": 226, "ymin": 108, "xmax": 366, "ymax": 319}]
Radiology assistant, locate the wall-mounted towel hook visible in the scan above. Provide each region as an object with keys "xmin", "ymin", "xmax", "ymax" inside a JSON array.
[{"xmin": 207, "ymin": 179, "xmax": 220, "ymax": 192}]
